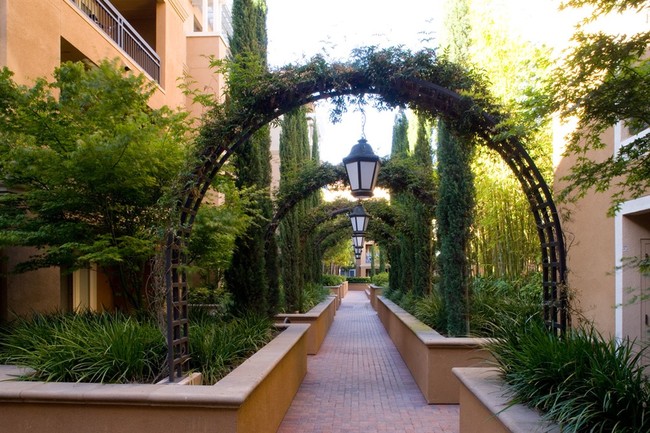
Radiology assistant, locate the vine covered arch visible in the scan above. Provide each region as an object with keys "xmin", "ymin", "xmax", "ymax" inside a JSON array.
[{"xmin": 165, "ymin": 47, "xmax": 567, "ymax": 380}]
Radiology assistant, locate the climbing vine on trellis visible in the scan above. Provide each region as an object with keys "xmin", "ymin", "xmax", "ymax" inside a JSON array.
[{"xmin": 165, "ymin": 46, "xmax": 567, "ymax": 380}]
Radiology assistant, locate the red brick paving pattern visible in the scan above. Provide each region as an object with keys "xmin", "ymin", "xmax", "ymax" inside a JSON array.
[{"xmin": 277, "ymin": 291, "xmax": 459, "ymax": 433}]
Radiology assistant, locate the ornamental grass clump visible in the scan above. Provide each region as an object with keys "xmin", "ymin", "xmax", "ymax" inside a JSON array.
[
  {"xmin": 0, "ymin": 311, "xmax": 166, "ymax": 383},
  {"xmin": 469, "ymin": 274, "xmax": 542, "ymax": 337},
  {"xmin": 189, "ymin": 313, "xmax": 274, "ymax": 385},
  {"xmin": 301, "ymin": 283, "xmax": 330, "ymax": 312},
  {"xmin": 488, "ymin": 319, "xmax": 650, "ymax": 432}
]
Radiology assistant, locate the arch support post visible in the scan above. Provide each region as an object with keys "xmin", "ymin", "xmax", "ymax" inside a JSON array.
[{"xmin": 165, "ymin": 230, "xmax": 190, "ymax": 382}]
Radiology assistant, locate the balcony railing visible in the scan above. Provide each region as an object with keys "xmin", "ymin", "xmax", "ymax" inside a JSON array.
[{"xmin": 69, "ymin": 0, "xmax": 161, "ymax": 83}]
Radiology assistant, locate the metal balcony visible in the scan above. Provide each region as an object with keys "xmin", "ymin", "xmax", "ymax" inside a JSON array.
[{"xmin": 69, "ymin": 0, "xmax": 161, "ymax": 83}]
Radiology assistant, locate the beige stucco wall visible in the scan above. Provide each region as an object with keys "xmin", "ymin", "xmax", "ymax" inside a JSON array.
[
  {"xmin": 3, "ymin": 248, "xmax": 62, "ymax": 319},
  {"xmin": 554, "ymin": 127, "xmax": 618, "ymax": 335},
  {"xmin": 186, "ymin": 33, "xmax": 228, "ymax": 118},
  {"xmin": 377, "ymin": 296, "xmax": 492, "ymax": 404}
]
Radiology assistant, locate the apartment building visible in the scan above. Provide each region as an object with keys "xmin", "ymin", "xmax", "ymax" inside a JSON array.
[{"xmin": 0, "ymin": 0, "xmax": 231, "ymax": 320}]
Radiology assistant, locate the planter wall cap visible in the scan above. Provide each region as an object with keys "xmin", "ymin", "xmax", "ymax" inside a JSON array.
[
  {"xmin": 275, "ymin": 295, "xmax": 336, "ymax": 319},
  {"xmin": 378, "ymin": 296, "xmax": 490, "ymax": 348},
  {"xmin": 453, "ymin": 367, "xmax": 561, "ymax": 433}
]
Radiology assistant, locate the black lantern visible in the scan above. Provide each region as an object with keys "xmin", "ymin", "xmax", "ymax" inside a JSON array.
[
  {"xmin": 343, "ymin": 138, "xmax": 380, "ymax": 199},
  {"xmin": 352, "ymin": 232, "xmax": 365, "ymax": 249},
  {"xmin": 354, "ymin": 245, "xmax": 363, "ymax": 260},
  {"xmin": 349, "ymin": 204, "xmax": 370, "ymax": 233}
]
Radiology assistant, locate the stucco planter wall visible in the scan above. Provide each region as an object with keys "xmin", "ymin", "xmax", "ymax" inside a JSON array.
[
  {"xmin": 326, "ymin": 285, "xmax": 341, "ymax": 308},
  {"xmin": 275, "ymin": 295, "xmax": 337, "ymax": 355},
  {"xmin": 326, "ymin": 281, "xmax": 348, "ymax": 309},
  {"xmin": 453, "ymin": 367, "xmax": 561, "ymax": 433},
  {"xmin": 347, "ymin": 282, "xmax": 369, "ymax": 292},
  {"xmin": 0, "ymin": 323, "xmax": 309, "ymax": 433},
  {"xmin": 376, "ymin": 296, "xmax": 493, "ymax": 404},
  {"xmin": 368, "ymin": 284, "xmax": 383, "ymax": 310}
]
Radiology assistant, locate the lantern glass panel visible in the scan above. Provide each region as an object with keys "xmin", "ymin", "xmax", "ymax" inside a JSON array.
[
  {"xmin": 345, "ymin": 162, "xmax": 360, "ymax": 192},
  {"xmin": 360, "ymin": 160, "xmax": 378, "ymax": 191}
]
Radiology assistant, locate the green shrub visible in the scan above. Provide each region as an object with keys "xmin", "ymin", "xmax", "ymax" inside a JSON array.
[
  {"xmin": 469, "ymin": 273, "xmax": 542, "ymax": 337},
  {"xmin": 383, "ymin": 287, "xmax": 403, "ymax": 304},
  {"xmin": 189, "ymin": 314, "xmax": 274, "ymax": 385},
  {"xmin": 370, "ymin": 272, "xmax": 389, "ymax": 287},
  {"xmin": 489, "ymin": 319, "xmax": 650, "ymax": 432},
  {"xmin": 0, "ymin": 311, "xmax": 166, "ymax": 383},
  {"xmin": 321, "ymin": 274, "xmax": 344, "ymax": 286},
  {"xmin": 347, "ymin": 277, "xmax": 371, "ymax": 283},
  {"xmin": 384, "ymin": 274, "xmax": 542, "ymax": 337},
  {"xmin": 413, "ymin": 289, "xmax": 447, "ymax": 332},
  {"xmin": 188, "ymin": 286, "xmax": 233, "ymax": 319},
  {"xmin": 301, "ymin": 282, "xmax": 330, "ymax": 312},
  {"xmin": 399, "ymin": 291, "xmax": 419, "ymax": 315}
]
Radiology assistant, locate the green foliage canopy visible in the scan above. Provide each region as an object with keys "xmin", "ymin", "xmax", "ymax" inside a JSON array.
[
  {"xmin": 0, "ymin": 61, "xmax": 191, "ymax": 309},
  {"xmin": 551, "ymin": 0, "xmax": 650, "ymax": 214}
]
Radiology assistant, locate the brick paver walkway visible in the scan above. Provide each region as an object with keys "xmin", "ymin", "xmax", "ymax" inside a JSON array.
[{"xmin": 277, "ymin": 290, "xmax": 459, "ymax": 433}]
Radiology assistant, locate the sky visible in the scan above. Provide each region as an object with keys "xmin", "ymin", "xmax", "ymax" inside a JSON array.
[
  {"xmin": 265, "ymin": 0, "xmax": 444, "ymax": 163},
  {"xmin": 265, "ymin": 0, "xmax": 647, "ymax": 163}
]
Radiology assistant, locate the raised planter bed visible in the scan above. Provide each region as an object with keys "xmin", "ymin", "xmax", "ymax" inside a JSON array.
[
  {"xmin": 347, "ymin": 281, "xmax": 370, "ymax": 291},
  {"xmin": 453, "ymin": 367, "xmax": 561, "ymax": 433},
  {"xmin": 368, "ymin": 284, "xmax": 383, "ymax": 310},
  {"xmin": 0, "ymin": 323, "xmax": 309, "ymax": 433},
  {"xmin": 327, "ymin": 281, "xmax": 348, "ymax": 309},
  {"xmin": 325, "ymin": 285, "xmax": 340, "ymax": 308},
  {"xmin": 275, "ymin": 295, "xmax": 337, "ymax": 355},
  {"xmin": 376, "ymin": 296, "xmax": 493, "ymax": 404}
]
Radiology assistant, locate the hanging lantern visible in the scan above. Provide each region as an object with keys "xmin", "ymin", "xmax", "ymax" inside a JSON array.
[
  {"xmin": 352, "ymin": 232, "xmax": 365, "ymax": 249},
  {"xmin": 342, "ymin": 138, "xmax": 380, "ymax": 199},
  {"xmin": 349, "ymin": 204, "xmax": 370, "ymax": 233}
]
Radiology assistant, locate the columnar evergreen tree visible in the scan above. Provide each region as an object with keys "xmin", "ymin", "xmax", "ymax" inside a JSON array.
[
  {"xmin": 278, "ymin": 107, "xmax": 311, "ymax": 312},
  {"xmin": 388, "ymin": 111, "xmax": 410, "ymax": 292},
  {"xmin": 436, "ymin": 121, "xmax": 474, "ymax": 336},
  {"xmin": 391, "ymin": 110, "xmax": 410, "ymax": 157},
  {"xmin": 411, "ymin": 115, "xmax": 435, "ymax": 296},
  {"xmin": 436, "ymin": 0, "xmax": 475, "ymax": 334},
  {"xmin": 306, "ymin": 120, "xmax": 323, "ymax": 285},
  {"xmin": 387, "ymin": 110, "xmax": 436, "ymax": 296},
  {"xmin": 225, "ymin": 0, "xmax": 277, "ymax": 315}
]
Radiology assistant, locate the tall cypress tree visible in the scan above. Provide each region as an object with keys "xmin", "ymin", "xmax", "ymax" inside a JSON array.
[
  {"xmin": 391, "ymin": 110, "xmax": 409, "ymax": 158},
  {"xmin": 278, "ymin": 107, "xmax": 310, "ymax": 312},
  {"xmin": 388, "ymin": 111, "xmax": 410, "ymax": 292},
  {"xmin": 225, "ymin": 0, "xmax": 277, "ymax": 315},
  {"xmin": 436, "ymin": 121, "xmax": 473, "ymax": 336},
  {"xmin": 306, "ymin": 119, "xmax": 323, "ymax": 285},
  {"xmin": 435, "ymin": 0, "xmax": 474, "ymax": 334},
  {"xmin": 411, "ymin": 114, "xmax": 434, "ymax": 296}
]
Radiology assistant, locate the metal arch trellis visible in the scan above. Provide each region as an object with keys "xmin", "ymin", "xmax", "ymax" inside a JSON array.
[{"xmin": 164, "ymin": 54, "xmax": 568, "ymax": 381}]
